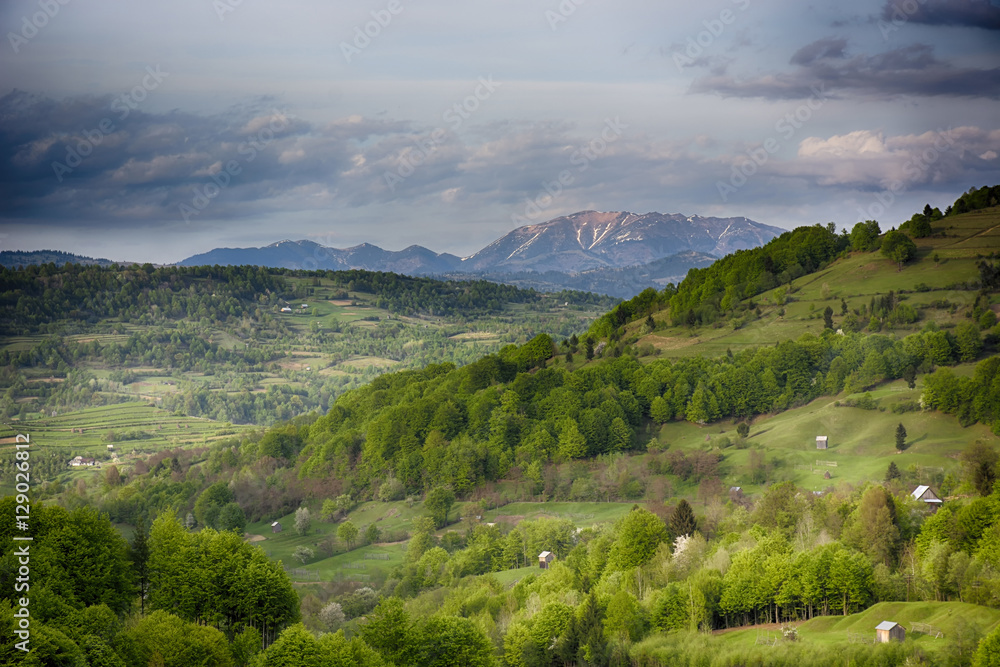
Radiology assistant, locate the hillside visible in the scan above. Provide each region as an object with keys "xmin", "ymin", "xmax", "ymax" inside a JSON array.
[{"xmin": 616, "ymin": 205, "xmax": 1000, "ymax": 360}]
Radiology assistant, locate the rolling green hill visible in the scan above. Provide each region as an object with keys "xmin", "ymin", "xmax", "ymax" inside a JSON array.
[{"xmin": 612, "ymin": 205, "xmax": 1000, "ymax": 360}]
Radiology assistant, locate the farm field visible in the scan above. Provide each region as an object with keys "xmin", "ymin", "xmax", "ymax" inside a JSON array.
[
  {"xmin": 0, "ymin": 402, "xmax": 250, "ymax": 495},
  {"xmin": 0, "ymin": 402, "xmax": 247, "ymax": 454},
  {"xmin": 653, "ymin": 372, "xmax": 999, "ymax": 494}
]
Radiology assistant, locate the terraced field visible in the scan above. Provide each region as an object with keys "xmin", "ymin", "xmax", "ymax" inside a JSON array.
[{"xmin": 0, "ymin": 402, "xmax": 249, "ymax": 456}]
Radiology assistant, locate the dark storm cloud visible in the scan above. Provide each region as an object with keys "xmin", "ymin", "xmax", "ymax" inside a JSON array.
[
  {"xmin": 880, "ymin": 0, "xmax": 1000, "ymax": 30},
  {"xmin": 0, "ymin": 91, "xmax": 726, "ymax": 229},
  {"xmin": 692, "ymin": 41, "xmax": 1000, "ymax": 99},
  {"xmin": 0, "ymin": 90, "xmax": 404, "ymax": 225}
]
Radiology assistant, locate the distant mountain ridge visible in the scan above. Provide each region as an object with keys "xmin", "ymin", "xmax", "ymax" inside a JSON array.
[
  {"xmin": 0, "ymin": 249, "xmax": 115, "ymax": 268},
  {"xmin": 460, "ymin": 211, "xmax": 782, "ymax": 273},
  {"xmin": 178, "ymin": 239, "xmax": 462, "ymax": 275},
  {"xmin": 175, "ymin": 211, "xmax": 783, "ymax": 297}
]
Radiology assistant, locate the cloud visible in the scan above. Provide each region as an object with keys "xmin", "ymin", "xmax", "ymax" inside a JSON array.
[
  {"xmin": 790, "ymin": 37, "xmax": 848, "ymax": 66},
  {"xmin": 2, "ymin": 88, "xmax": 997, "ymax": 258},
  {"xmin": 880, "ymin": 0, "xmax": 1000, "ymax": 30},
  {"xmin": 692, "ymin": 41, "xmax": 1000, "ymax": 99},
  {"xmin": 0, "ymin": 91, "xmax": 722, "ymax": 230},
  {"xmin": 779, "ymin": 127, "xmax": 1000, "ymax": 189}
]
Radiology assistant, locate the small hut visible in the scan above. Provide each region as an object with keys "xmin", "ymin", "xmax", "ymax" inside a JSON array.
[
  {"xmin": 271, "ymin": 521, "xmax": 282, "ymax": 533},
  {"xmin": 816, "ymin": 436, "xmax": 828, "ymax": 450},
  {"xmin": 911, "ymin": 486, "xmax": 943, "ymax": 512},
  {"xmin": 538, "ymin": 551, "xmax": 554, "ymax": 569},
  {"xmin": 875, "ymin": 621, "xmax": 905, "ymax": 643}
]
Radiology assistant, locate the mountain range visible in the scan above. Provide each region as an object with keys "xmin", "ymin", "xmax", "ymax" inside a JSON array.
[{"xmin": 176, "ymin": 211, "xmax": 783, "ymax": 297}]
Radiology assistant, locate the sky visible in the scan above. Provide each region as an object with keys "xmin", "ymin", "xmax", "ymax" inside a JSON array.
[{"xmin": 0, "ymin": 0, "xmax": 998, "ymax": 264}]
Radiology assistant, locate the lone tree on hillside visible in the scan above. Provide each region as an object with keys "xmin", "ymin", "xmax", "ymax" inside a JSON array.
[
  {"xmin": 669, "ymin": 499, "xmax": 697, "ymax": 538},
  {"xmin": 338, "ymin": 520, "xmax": 359, "ymax": 550},
  {"xmin": 425, "ymin": 487, "xmax": 456, "ymax": 528},
  {"xmin": 885, "ymin": 461, "xmax": 901, "ymax": 482},
  {"xmin": 823, "ymin": 306, "xmax": 834, "ymax": 329},
  {"xmin": 294, "ymin": 506, "xmax": 312, "ymax": 536},
  {"xmin": 881, "ymin": 230, "xmax": 917, "ymax": 270},
  {"xmin": 736, "ymin": 422, "xmax": 750, "ymax": 439},
  {"xmin": 895, "ymin": 423, "xmax": 907, "ymax": 451}
]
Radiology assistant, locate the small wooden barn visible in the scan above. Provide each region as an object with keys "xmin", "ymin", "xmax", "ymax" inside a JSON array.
[
  {"xmin": 875, "ymin": 621, "xmax": 905, "ymax": 643},
  {"xmin": 911, "ymin": 486, "xmax": 943, "ymax": 512},
  {"xmin": 538, "ymin": 551, "xmax": 554, "ymax": 569},
  {"xmin": 271, "ymin": 521, "xmax": 282, "ymax": 533},
  {"xmin": 816, "ymin": 435, "xmax": 828, "ymax": 450}
]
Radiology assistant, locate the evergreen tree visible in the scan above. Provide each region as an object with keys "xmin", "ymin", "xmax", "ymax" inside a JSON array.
[
  {"xmin": 670, "ymin": 499, "xmax": 697, "ymax": 538},
  {"xmin": 895, "ymin": 423, "xmax": 907, "ymax": 451},
  {"xmin": 129, "ymin": 522, "xmax": 151, "ymax": 615},
  {"xmin": 823, "ymin": 306, "xmax": 834, "ymax": 329},
  {"xmin": 885, "ymin": 461, "xmax": 901, "ymax": 482}
]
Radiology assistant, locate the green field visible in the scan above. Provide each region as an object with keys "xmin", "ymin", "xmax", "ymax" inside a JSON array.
[
  {"xmin": 241, "ymin": 498, "xmax": 640, "ymax": 587},
  {"xmin": 713, "ymin": 601, "xmax": 1000, "ymax": 656},
  {"xmin": 652, "ymin": 372, "xmax": 997, "ymax": 493}
]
